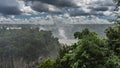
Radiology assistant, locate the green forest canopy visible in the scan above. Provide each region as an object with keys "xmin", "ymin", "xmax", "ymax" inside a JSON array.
[{"xmin": 0, "ymin": 27, "xmax": 60, "ymax": 62}]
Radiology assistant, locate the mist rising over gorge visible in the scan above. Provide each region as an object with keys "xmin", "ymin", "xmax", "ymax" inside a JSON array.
[{"xmin": 0, "ymin": 16, "xmax": 114, "ymax": 44}]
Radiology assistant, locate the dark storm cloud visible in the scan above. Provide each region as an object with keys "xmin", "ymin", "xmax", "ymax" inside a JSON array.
[
  {"xmin": 24, "ymin": 0, "xmax": 77, "ymax": 13},
  {"xmin": 26, "ymin": 0, "xmax": 77, "ymax": 7},
  {"xmin": 0, "ymin": 0, "xmax": 21, "ymax": 15},
  {"xmin": 69, "ymin": 8, "xmax": 90, "ymax": 16},
  {"xmin": 31, "ymin": 1, "xmax": 49, "ymax": 12},
  {"xmin": 31, "ymin": 1, "xmax": 62, "ymax": 14},
  {"xmin": 0, "ymin": 6, "xmax": 21, "ymax": 15},
  {"xmin": 88, "ymin": 6, "xmax": 109, "ymax": 11}
]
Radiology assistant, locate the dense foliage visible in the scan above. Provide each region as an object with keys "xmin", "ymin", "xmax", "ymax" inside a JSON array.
[
  {"xmin": 38, "ymin": 27, "xmax": 120, "ymax": 68},
  {"xmin": 0, "ymin": 27, "xmax": 60, "ymax": 68},
  {"xmin": 37, "ymin": 58, "xmax": 55, "ymax": 68}
]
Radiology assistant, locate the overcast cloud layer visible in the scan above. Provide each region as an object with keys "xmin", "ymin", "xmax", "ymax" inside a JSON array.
[{"xmin": 0, "ymin": 0, "xmax": 117, "ymax": 16}]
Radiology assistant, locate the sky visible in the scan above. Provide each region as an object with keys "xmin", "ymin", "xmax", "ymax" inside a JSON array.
[
  {"xmin": 0, "ymin": 0, "xmax": 115, "ymax": 25},
  {"xmin": 0, "ymin": 0, "xmax": 116, "ymax": 16}
]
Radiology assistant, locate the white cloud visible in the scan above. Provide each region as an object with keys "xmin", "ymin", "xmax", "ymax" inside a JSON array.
[
  {"xmin": 0, "ymin": 14, "xmax": 113, "ymax": 24},
  {"xmin": 18, "ymin": 1, "xmax": 38, "ymax": 15}
]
